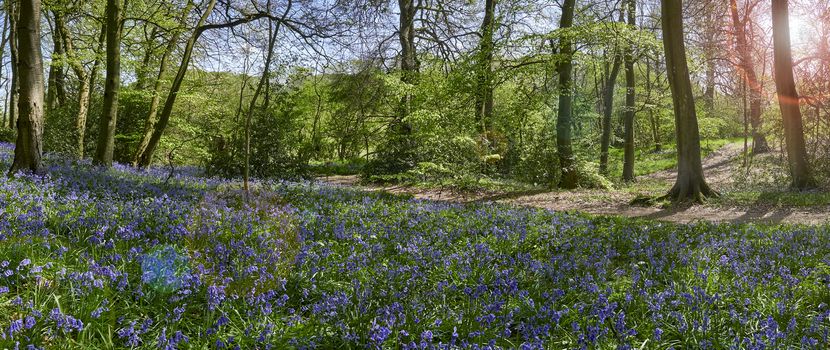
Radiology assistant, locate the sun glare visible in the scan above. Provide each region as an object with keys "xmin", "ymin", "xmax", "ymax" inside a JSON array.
[{"xmin": 788, "ymin": 13, "xmax": 812, "ymax": 48}]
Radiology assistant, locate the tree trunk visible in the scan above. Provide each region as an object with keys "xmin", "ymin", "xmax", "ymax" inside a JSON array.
[
  {"xmin": 702, "ymin": 3, "xmax": 717, "ymax": 118},
  {"xmin": 0, "ymin": 10, "xmax": 9, "ymax": 128},
  {"xmin": 660, "ymin": 0, "xmax": 715, "ymax": 202},
  {"xmin": 396, "ymin": 0, "xmax": 418, "ymax": 131},
  {"xmin": 703, "ymin": 59, "xmax": 715, "ymax": 116},
  {"xmin": 135, "ymin": 27, "xmax": 158, "ymax": 90},
  {"xmin": 370, "ymin": 0, "xmax": 420, "ymax": 174},
  {"xmin": 474, "ymin": 0, "xmax": 496, "ymax": 146},
  {"xmin": 93, "ymin": 0, "xmax": 122, "ymax": 167},
  {"xmin": 556, "ymin": 0, "xmax": 578, "ymax": 189},
  {"xmin": 8, "ymin": 0, "xmax": 45, "ymax": 175},
  {"xmin": 135, "ymin": 0, "xmax": 218, "ymax": 168},
  {"xmin": 132, "ymin": 0, "xmax": 194, "ymax": 166},
  {"xmin": 599, "ymin": 51, "xmax": 621, "ymax": 175},
  {"xmin": 46, "ymin": 11, "xmax": 67, "ymax": 113},
  {"xmin": 729, "ymin": 0, "xmax": 769, "ymax": 153},
  {"xmin": 60, "ymin": 15, "xmax": 105, "ymax": 158},
  {"xmin": 771, "ymin": 0, "xmax": 814, "ymax": 189},
  {"xmin": 646, "ymin": 55, "xmax": 662, "ymax": 153},
  {"xmin": 6, "ymin": 0, "xmax": 18, "ymax": 130},
  {"xmin": 244, "ymin": 22, "xmax": 280, "ymax": 196},
  {"xmin": 622, "ymin": 0, "xmax": 636, "ymax": 182}
]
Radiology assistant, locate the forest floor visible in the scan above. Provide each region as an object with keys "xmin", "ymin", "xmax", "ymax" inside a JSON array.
[{"xmin": 319, "ymin": 142, "xmax": 830, "ymax": 225}]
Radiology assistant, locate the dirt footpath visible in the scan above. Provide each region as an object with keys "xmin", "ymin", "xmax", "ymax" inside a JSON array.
[{"xmin": 319, "ymin": 144, "xmax": 830, "ymax": 225}]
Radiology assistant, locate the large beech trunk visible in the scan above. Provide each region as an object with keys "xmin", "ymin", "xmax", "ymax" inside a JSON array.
[
  {"xmin": 9, "ymin": 0, "xmax": 45, "ymax": 175},
  {"xmin": 660, "ymin": 0, "xmax": 715, "ymax": 202},
  {"xmin": 621, "ymin": 0, "xmax": 636, "ymax": 182},
  {"xmin": 771, "ymin": 0, "xmax": 814, "ymax": 189},
  {"xmin": 93, "ymin": 0, "xmax": 122, "ymax": 166},
  {"xmin": 556, "ymin": 0, "xmax": 578, "ymax": 189}
]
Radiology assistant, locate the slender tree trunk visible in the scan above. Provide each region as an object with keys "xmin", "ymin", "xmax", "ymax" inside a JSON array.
[
  {"xmin": 60, "ymin": 16, "xmax": 105, "ymax": 158},
  {"xmin": 7, "ymin": 0, "xmax": 18, "ymax": 130},
  {"xmin": 599, "ymin": 51, "xmax": 621, "ymax": 175},
  {"xmin": 232, "ymin": 62, "xmax": 250, "ymax": 167},
  {"xmin": 135, "ymin": 27, "xmax": 158, "ymax": 90},
  {"xmin": 646, "ymin": 54, "xmax": 661, "ymax": 153},
  {"xmin": 93, "ymin": 0, "xmax": 122, "ymax": 167},
  {"xmin": 729, "ymin": 0, "xmax": 769, "ymax": 153},
  {"xmin": 599, "ymin": 8, "xmax": 625, "ymax": 175},
  {"xmin": 46, "ymin": 11, "xmax": 67, "ymax": 113},
  {"xmin": 244, "ymin": 22, "xmax": 279, "ymax": 196},
  {"xmin": 660, "ymin": 0, "xmax": 715, "ymax": 202},
  {"xmin": 0, "ymin": 10, "xmax": 8, "ymax": 128},
  {"xmin": 136, "ymin": 0, "xmax": 218, "ymax": 168},
  {"xmin": 474, "ymin": 0, "xmax": 496, "ymax": 145},
  {"xmin": 371, "ymin": 0, "xmax": 420, "ymax": 174},
  {"xmin": 771, "ymin": 0, "xmax": 814, "ymax": 189},
  {"xmin": 9, "ymin": 0, "xmax": 45, "ymax": 175},
  {"xmin": 132, "ymin": 0, "xmax": 194, "ymax": 166},
  {"xmin": 621, "ymin": 0, "xmax": 636, "ymax": 182},
  {"xmin": 702, "ymin": 4, "xmax": 717, "ymax": 118},
  {"xmin": 397, "ymin": 0, "xmax": 418, "ymax": 129},
  {"xmin": 703, "ymin": 59, "xmax": 715, "ymax": 116},
  {"xmin": 557, "ymin": 0, "xmax": 578, "ymax": 189}
]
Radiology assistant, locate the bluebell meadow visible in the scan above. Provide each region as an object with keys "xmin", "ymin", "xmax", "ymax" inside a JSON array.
[{"xmin": 0, "ymin": 143, "xmax": 829, "ymax": 349}]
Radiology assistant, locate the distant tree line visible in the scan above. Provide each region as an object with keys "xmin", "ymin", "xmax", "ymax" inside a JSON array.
[{"xmin": 1, "ymin": 0, "xmax": 823, "ymax": 201}]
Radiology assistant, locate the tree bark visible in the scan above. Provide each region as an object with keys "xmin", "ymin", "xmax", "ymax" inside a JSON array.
[
  {"xmin": 9, "ymin": 0, "xmax": 45, "ymax": 175},
  {"xmin": 6, "ymin": 0, "xmax": 18, "ymax": 130},
  {"xmin": 729, "ymin": 0, "xmax": 769, "ymax": 153},
  {"xmin": 59, "ymin": 15, "xmax": 105, "ymax": 158},
  {"xmin": 370, "ymin": 0, "xmax": 420, "ymax": 174},
  {"xmin": 0, "ymin": 10, "xmax": 9, "ymax": 128},
  {"xmin": 395, "ymin": 0, "xmax": 418, "ymax": 132},
  {"xmin": 135, "ymin": 27, "xmax": 158, "ymax": 90},
  {"xmin": 621, "ymin": 0, "xmax": 636, "ymax": 182},
  {"xmin": 660, "ymin": 0, "xmax": 715, "ymax": 202},
  {"xmin": 645, "ymin": 55, "xmax": 662, "ymax": 153},
  {"xmin": 132, "ymin": 0, "xmax": 194, "ymax": 166},
  {"xmin": 556, "ymin": 0, "xmax": 578, "ymax": 189},
  {"xmin": 474, "ymin": 0, "xmax": 496, "ymax": 146},
  {"xmin": 244, "ymin": 21, "xmax": 280, "ymax": 196},
  {"xmin": 703, "ymin": 58, "xmax": 715, "ymax": 116},
  {"xmin": 701, "ymin": 2, "xmax": 718, "ymax": 118},
  {"xmin": 598, "ymin": 50, "xmax": 621, "ymax": 175},
  {"xmin": 46, "ymin": 11, "xmax": 67, "ymax": 113},
  {"xmin": 771, "ymin": 0, "xmax": 814, "ymax": 189},
  {"xmin": 93, "ymin": 0, "xmax": 122, "ymax": 167}
]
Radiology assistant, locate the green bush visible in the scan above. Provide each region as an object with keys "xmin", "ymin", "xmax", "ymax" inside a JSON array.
[{"xmin": 0, "ymin": 128, "xmax": 15, "ymax": 144}]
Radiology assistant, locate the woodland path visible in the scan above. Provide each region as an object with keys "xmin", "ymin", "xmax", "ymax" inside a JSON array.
[{"xmin": 319, "ymin": 143, "xmax": 830, "ymax": 225}]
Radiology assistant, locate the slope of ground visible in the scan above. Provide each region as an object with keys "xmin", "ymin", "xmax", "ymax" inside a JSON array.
[{"xmin": 320, "ymin": 143, "xmax": 830, "ymax": 225}]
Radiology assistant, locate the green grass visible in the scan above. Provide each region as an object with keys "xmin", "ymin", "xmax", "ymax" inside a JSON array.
[
  {"xmin": 715, "ymin": 190, "xmax": 830, "ymax": 207},
  {"xmin": 308, "ymin": 158, "xmax": 366, "ymax": 176},
  {"xmin": 607, "ymin": 138, "xmax": 741, "ymax": 181}
]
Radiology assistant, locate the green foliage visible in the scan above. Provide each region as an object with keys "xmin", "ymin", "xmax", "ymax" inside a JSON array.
[
  {"xmin": 0, "ymin": 128, "xmax": 15, "ymax": 144},
  {"xmin": 606, "ymin": 138, "xmax": 741, "ymax": 180},
  {"xmin": 308, "ymin": 158, "xmax": 366, "ymax": 176},
  {"xmin": 44, "ymin": 105, "xmax": 80, "ymax": 155}
]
